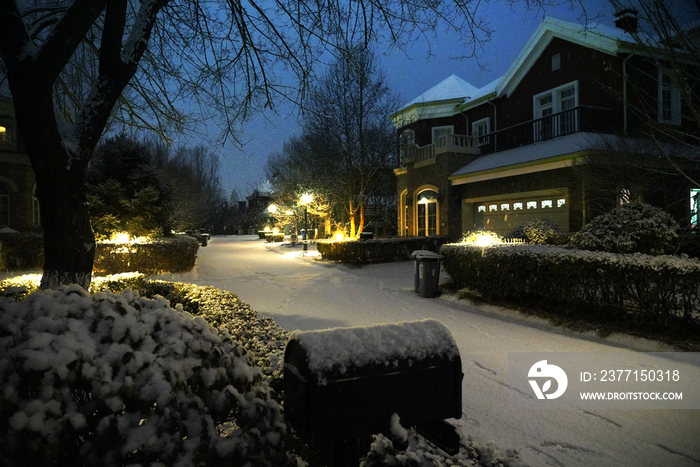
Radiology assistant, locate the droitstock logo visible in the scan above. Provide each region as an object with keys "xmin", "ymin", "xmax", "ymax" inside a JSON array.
[{"xmin": 528, "ymin": 360, "xmax": 568, "ymax": 400}]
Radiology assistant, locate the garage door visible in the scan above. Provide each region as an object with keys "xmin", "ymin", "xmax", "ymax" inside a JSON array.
[{"xmin": 473, "ymin": 194, "xmax": 569, "ymax": 235}]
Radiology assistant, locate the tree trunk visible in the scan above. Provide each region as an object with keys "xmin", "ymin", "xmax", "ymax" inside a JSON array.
[
  {"xmin": 12, "ymin": 84, "xmax": 95, "ymax": 290},
  {"xmin": 36, "ymin": 164, "xmax": 95, "ymax": 290}
]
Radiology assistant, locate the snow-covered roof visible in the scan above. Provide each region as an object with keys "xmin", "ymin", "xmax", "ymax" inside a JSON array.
[
  {"xmin": 400, "ymin": 74, "xmax": 479, "ymax": 110},
  {"xmin": 450, "ymin": 132, "xmax": 603, "ymax": 184}
]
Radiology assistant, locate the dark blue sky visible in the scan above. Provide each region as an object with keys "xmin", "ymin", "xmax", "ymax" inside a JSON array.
[{"xmin": 215, "ymin": 0, "xmax": 617, "ymax": 198}]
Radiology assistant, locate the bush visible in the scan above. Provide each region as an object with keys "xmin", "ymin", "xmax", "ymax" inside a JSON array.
[
  {"xmin": 0, "ymin": 233, "xmax": 43, "ymax": 270},
  {"xmin": 317, "ymin": 236, "xmax": 451, "ymax": 263},
  {"xmin": 94, "ymin": 235, "xmax": 199, "ymax": 274},
  {"xmin": 0, "ymin": 286, "xmax": 293, "ymax": 466},
  {"xmin": 460, "ymin": 230, "xmax": 503, "ymax": 245},
  {"xmin": 506, "ymin": 218, "xmax": 561, "ymax": 244},
  {"xmin": 440, "ymin": 242, "xmax": 700, "ymax": 326},
  {"xmin": 568, "ymin": 202, "xmax": 678, "ymax": 255}
]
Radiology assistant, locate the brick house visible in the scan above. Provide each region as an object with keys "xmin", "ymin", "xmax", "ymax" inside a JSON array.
[
  {"xmin": 0, "ymin": 94, "xmax": 38, "ymax": 232},
  {"xmin": 392, "ymin": 14, "xmax": 699, "ymax": 240}
]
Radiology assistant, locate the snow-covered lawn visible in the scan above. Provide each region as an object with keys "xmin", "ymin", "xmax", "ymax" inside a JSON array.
[{"xmin": 153, "ymin": 235, "xmax": 700, "ymax": 467}]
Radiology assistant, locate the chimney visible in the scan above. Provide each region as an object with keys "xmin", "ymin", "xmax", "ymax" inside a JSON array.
[{"xmin": 614, "ymin": 8, "xmax": 639, "ymax": 34}]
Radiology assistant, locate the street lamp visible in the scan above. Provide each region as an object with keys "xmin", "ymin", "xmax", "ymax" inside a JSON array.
[{"xmin": 300, "ymin": 193, "xmax": 313, "ymax": 253}]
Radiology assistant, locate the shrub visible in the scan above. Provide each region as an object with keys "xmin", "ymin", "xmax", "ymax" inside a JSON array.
[
  {"xmin": 94, "ymin": 235, "xmax": 199, "ymax": 274},
  {"xmin": 0, "ymin": 233, "xmax": 43, "ymax": 270},
  {"xmin": 569, "ymin": 202, "xmax": 678, "ymax": 255},
  {"xmin": 317, "ymin": 236, "xmax": 451, "ymax": 263},
  {"xmin": 460, "ymin": 229, "xmax": 503, "ymax": 245},
  {"xmin": 506, "ymin": 218, "xmax": 561, "ymax": 244},
  {"xmin": 0, "ymin": 286, "xmax": 293, "ymax": 466}
]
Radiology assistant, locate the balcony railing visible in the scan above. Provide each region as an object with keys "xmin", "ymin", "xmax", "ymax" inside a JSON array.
[
  {"xmin": 401, "ymin": 106, "xmax": 616, "ymax": 165},
  {"xmin": 478, "ymin": 106, "xmax": 615, "ymax": 155},
  {"xmin": 404, "ymin": 133, "xmax": 478, "ymax": 163}
]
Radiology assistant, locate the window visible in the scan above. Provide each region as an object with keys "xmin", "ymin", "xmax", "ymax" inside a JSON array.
[
  {"xmin": 472, "ymin": 118, "xmax": 490, "ymax": 147},
  {"xmin": 659, "ymin": 70, "xmax": 681, "ymax": 125},
  {"xmin": 691, "ymin": 188, "xmax": 700, "ymax": 229},
  {"xmin": 0, "ymin": 183, "xmax": 9, "ymax": 227},
  {"xmin": 0, "ymin": 123, "xmax": 11, "ymax": 147},
  {"xmin": 533, "ymin": 81, "xmax": 579, "ymax": 141},
  {"xmin": 432, "ymin": 126, "xmax": 453, "ymax": 143},
  {"xmin": 399, "ymin": 130, "xmax": 415, "ymax": 163},
  {"xmin": 416, "ymin": 190, "xmax": 438, "ymax": 236},
  {"xmin": 33, "ymin": 188, "xmax": 40, "ymax": 227},
  {"xmin": 551, "ymin": 53, "xmax": 561, "ymax": 71}
]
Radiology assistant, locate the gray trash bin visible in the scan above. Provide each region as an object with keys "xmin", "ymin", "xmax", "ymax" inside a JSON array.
[
  {"xmin": 411, "ymin": 250, "xmax": 434, "ymax": 293},
  {"xmin": 415, "ymin": 251, "xmax": 443, "ymax": 298}
]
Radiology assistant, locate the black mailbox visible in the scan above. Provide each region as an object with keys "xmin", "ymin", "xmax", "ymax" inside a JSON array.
[{"xmin": 284, "ymin": 320, "xmax": 463, "ymax": 451}]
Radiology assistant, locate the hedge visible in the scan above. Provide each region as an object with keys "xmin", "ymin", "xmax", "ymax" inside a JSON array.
[
  {"xmin": 440, "ymin": 243, "xmax": 700, "ymax": 325},
  {"xmin": 0, "ymin": 233, "xmax": 44, "ymax": 270},
  {"xmin": 94, "ymin": 235, "xmax": 199, "ymax": 274},
  {"xmin": 317, "ymin": 236, "xmax": 451, "ymax": 263}
]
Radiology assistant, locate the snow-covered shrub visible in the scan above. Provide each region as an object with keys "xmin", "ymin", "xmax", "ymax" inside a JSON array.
[
  {"xmin": 569, "ymin": 202, "xmax": 678, "ymax": 255},
  {"xmin": 360, "ymin": 418, "xmax": 526, "ymax": 467},
  {"xmin": 0, "ymin": 286, "xmax": 293, "ymax": 466},
  {"xmin": 440, "ymin": 242, "xmax": 700, "ymax": 324},
  {"xmin": 94, "ymin": 235, "xmax": 199, "ymax": 274},
  {"xmin": 506, "ymin": 218, "xmax": 561, "ymax": 245},
  {"xmin": 460, "ymin": 230, "xmax": 503, "ymax": 246},
  {"xmin": 317, "ymin": 236, "xmax": 450, "ymax": 263}
]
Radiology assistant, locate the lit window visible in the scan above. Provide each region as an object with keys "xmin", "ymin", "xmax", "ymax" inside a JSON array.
[
  {"xmin": 514, "ymin": 202, "xmax": 523, "ymax": 210},
  {"xmin": 489, "ymin": 204, "xmax": 498, "ymax": 212},
  {"xmin": 542, "ymin": 200, "xmax": 553, "ymax": 208},
  {"xmin": 501, "ymin": 203, "xmax": 510, "ymax": 211},
  {"xmin": 527, "ymin": 201, "xmax": 537, "ymax": 210},
  {"xmin": 557, "ymin": 199, "xmax": 566, "ymax": 207},
  {"xmin": 691, "ymin": 188, "xmax": 700, "ymax": 228},
  {"xmin": 478, "ymin": 205, "xmax": 486, "ymax": 213},
  {"xmin": 0, "ymin": 125, "xmax": 6, "ymax": 143}
]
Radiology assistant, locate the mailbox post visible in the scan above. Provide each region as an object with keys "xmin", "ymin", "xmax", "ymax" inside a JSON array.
[{"xmin": 284, "ymin": 320, "xmax": 463, "ymax": 465}]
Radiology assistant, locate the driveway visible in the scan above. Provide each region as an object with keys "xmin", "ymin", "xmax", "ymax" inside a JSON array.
[{"xmin": 155, "ymin": 235, "xmax": 700, "ymax": 467}]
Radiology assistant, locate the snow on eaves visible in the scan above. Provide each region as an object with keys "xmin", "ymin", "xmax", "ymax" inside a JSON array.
[{"xmin": 400, "ymin": 74, "xmax": 479, "ymax": 110}]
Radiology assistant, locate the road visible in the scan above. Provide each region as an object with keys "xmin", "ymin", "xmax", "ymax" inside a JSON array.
[{"xmin": 155, "ymin": 235, "xmax": 700, "ymax": 467}]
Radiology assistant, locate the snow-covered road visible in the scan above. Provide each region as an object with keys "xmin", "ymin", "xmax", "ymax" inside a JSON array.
[{"xmin": 154, "ymin": 236, "xmax": 700, "ymax": 467}]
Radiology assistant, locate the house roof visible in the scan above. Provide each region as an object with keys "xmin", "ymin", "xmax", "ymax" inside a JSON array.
[
  {"xmin": 450, "ymin": 132, "xmax": 604, "ymax": 184},
  {"xmin": 400, "ymin": 74, "xmax": 479, "ymax": 110}
]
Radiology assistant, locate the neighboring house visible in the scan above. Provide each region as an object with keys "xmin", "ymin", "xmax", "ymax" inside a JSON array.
[
  {"xmin": 0, "ymin": 94, "xmax": 39, "ymax": 232},
  {"xmin": 392, "ymin": 12, "xmax": 699, "ymax": 239}
]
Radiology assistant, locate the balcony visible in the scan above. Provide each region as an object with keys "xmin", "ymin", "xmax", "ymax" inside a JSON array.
[
  {"xmin": 401, "ymin": 106, "xmax": 615, "ymax": 165},
  {"xmin": 477, "ymin": 106, "xmax": 615, "ymax": 155},
  {"xmin": 404, "ymin": 133, "xmax": 479, "ymax": 163}
]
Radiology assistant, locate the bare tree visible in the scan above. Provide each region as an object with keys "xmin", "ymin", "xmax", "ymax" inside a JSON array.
[{"xmin": 0, "ymin": 0, "xmax": 583, "ymax": 288}]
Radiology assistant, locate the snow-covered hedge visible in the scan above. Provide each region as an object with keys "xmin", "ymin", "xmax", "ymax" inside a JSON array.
[
  {"xmin": 440, "ymin": 243, "xmax": 700, "ymax": 324},
  {"xmin": 318, "ymin": 236, "xmax": 451, "ymax": 263},
  {"xmin": 505, "ymin": 218, "xmax": 562, "ymax": 245},
  {"xmin": 94, "ymin": 235, "xmax": 199, "ymax": 274},
  {"xmin": 0, "ymin": 286, "xmax": 294, "ymax": 466}
]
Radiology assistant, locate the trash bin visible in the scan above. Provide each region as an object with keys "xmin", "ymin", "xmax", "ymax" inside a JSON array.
[
  {"xmin": 411, "ymin": 250, "xmax": 434, "ymax": 293},
  {"xmin": 201, "ymin": 234, "xmax": 208, "ymax": 247},
  {"xmin": 301, "ymin": 229, "xmax": 307, "ymax": 240},
  {"xmin": 412, "ymin": 251, "xmax": 443, "ymax": 298}
]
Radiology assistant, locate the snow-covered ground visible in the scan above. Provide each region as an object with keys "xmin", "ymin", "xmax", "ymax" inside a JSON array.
[{"xmin": 153, "ymin": 235, "xmax": 699, "ymax": 467}]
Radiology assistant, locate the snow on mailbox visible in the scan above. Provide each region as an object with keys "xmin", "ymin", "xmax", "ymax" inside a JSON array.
[{"xmin": 283, "ymin": 319, "xmax": 463, "ymax": 453}]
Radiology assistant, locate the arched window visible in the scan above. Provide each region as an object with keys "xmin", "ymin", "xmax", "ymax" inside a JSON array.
[
  {"xmin": 416, "ymin": 189, "xmax": 438, "ymax": 236},
  {"xmin": 0, "ymin": 182, "xmax": 9, "ymax": 227},
  {"xmin": 399, "ymin": 189, "xmax": 408, "ymax": 236}
]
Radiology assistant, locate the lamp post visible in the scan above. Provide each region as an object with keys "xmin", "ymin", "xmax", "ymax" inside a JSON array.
[{"xmin": 300, "ymin": 193, "xmax": 313, "ymax": 254}]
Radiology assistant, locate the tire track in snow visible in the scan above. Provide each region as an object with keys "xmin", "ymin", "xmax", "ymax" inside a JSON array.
[
  {"xmin": 473, "ymin": 360, "xmax": 497, "ymax": 376},
  {"xmin": 581, "ymin": 410, "xmax": 623, "ymax": 428},
  {"xmin": 653, "ymin": 443, "xmax": 700, "ymax": 465},
  {"xmin": 525, "ymin": 446, "xmax": 566, "ymax": 467},
  {"xmin": 540, "ymin": 440, "xmax": 605, "ymax": 457}
]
